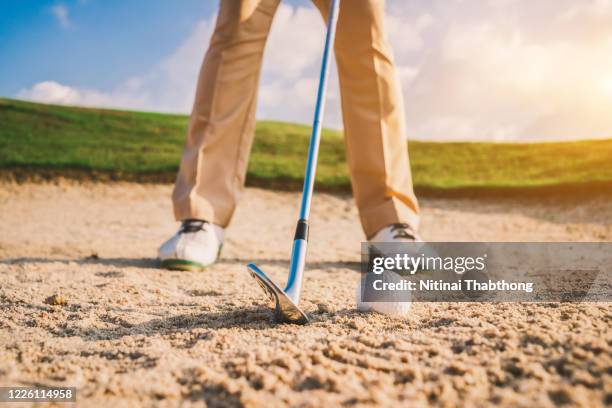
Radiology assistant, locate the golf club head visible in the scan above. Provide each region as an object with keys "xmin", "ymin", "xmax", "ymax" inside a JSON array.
[{"xmin": 247, "ymin": 263, "xmax": 308, "ymax": 325}]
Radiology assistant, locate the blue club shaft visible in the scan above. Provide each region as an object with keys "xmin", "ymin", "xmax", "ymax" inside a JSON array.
[
  {"xmin": 299, "ymin": 0, "xmax": 340, "ymax": 222},
  {"xmin": 285, "ymin": 0, "xmax": 340, "ymax": 302}
]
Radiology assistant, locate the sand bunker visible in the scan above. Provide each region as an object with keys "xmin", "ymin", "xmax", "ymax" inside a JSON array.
[{"xmin": 0, "ymin": 181, "xmax": 610, "ymax": 407}]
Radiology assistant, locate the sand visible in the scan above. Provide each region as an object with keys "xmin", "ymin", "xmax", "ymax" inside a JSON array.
[{"xmin": 0, "ymin": 181, "xmax": 610, "ymax": 407}]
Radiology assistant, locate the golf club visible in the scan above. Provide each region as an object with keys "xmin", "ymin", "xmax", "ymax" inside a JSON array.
[{"xmin": 247, "ymin": 0, "xmax": 340, "ymax": 325}]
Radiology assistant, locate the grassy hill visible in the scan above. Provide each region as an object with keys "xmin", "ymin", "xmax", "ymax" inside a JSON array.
[{"xmin": 1, "ymin": 98, "xmax": 611, "ymax": 195}]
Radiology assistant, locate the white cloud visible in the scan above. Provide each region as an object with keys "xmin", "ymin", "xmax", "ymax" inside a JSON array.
[
  {"xmin": 50, "ymin": 4, "xmax": 72, "ymax": 29},
  {"xmin": 18, "ymin": 1, "xmax": 612, "ymax": 141},
  {"xmin": 560, "ymin": 0, "xmax": 612, "ymax": 21},
  {"xmin": 18, "ymin": 81, "xmax": 100, "ymax": 104},
  {"xmin": 262, "ymin": 5, "xmax": 325, "ymax": 80},
  {"xmin": 258, "ymin": 4, "xmax": 340, "ymax": 125},
  {"xmin": 385, "ymin": 0, "xmax": 612, "ymax": 141}
]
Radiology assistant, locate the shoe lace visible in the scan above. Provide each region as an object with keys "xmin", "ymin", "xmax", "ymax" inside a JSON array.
[
  {"xmin": 180, "ymin": 219, "xmax": 209, "ymax": 234},
  {"xmin": 390, "ymin": 223, "xmax": 416, "ymax": 240}
]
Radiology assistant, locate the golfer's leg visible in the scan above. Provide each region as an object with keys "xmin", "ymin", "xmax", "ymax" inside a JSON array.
[
  {"xmin": 313, "ymin": 0, "xmax": 419, "ymax": 238},
  {"xmin": 172, "ymin": 0, "xmax": 280, "ymax": 227}
]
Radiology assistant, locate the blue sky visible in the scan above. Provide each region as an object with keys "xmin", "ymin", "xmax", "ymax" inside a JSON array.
[
  {"xmin": 0, "ymin": 1, "xmax": 216, "ymax": 94},
  {"xmin": 0, "ymin": 0, "xmax": 311, "ymax": 96},
  {"xmin": 2, "ymin": 0, "xmax": 612, "ymax": 141}
]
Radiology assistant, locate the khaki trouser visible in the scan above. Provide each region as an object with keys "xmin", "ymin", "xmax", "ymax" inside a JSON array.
[{"xmin": 172, "ymin": 0, "xmax": 419, "ymax": 238}]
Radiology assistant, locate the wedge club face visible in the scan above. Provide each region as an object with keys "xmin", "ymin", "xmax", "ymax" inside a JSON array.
[{"xmin": 247, "ymin": 263, "xmax": 308, "ymax": 325}]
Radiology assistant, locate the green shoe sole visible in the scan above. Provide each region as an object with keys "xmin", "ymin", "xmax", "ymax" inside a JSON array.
[
  {"xmin": 160, "ymin": 259, "xmax": 208, "ymax": 272},
  {"xmin": 160, "ymin": 245, "xmax": 223, "ymax": 272}
]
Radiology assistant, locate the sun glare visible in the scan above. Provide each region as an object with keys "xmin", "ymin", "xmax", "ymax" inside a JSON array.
[{"xmin": 602, "ymin": 76, "xmax": 612, "ymax": 96}]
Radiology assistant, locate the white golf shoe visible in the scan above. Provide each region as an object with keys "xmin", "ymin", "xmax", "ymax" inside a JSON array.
[
  {"xmin": 158, "ymin": 220, "xmax": 224, "ymax": 271},
  {"xmin": 367, "ymin": 222, "xmax": 430, "ymax": 261},
  {"xmin": 369, "ymin": 223, "xmax": 422, "ymax": 243},
  {"xmin": 358, "ymin": 223, "xmax": 422, "ymax": 317}
]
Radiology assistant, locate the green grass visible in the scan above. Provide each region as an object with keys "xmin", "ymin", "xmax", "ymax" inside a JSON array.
[{"xmin": 1, "ymin": 97, "xmax": 611, "ymax": 194}]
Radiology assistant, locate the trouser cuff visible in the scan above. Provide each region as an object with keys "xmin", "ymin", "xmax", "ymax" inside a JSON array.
[
  {"xmin": 359, "ymin": 197, "xmax": 420, "ymax": 239},
  {"xmin": 172, "ymin": 193, "xmax": 233, "ymax": 228}
]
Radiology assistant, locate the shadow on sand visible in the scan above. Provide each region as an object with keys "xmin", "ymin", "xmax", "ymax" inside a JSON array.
[
  {"xmin": 0, "ymin": 256, "xmax": 362, "ymax": 272},
  {"xmin": 41, "ymin": 306, "xmax": 362, "ymax": 342}
]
